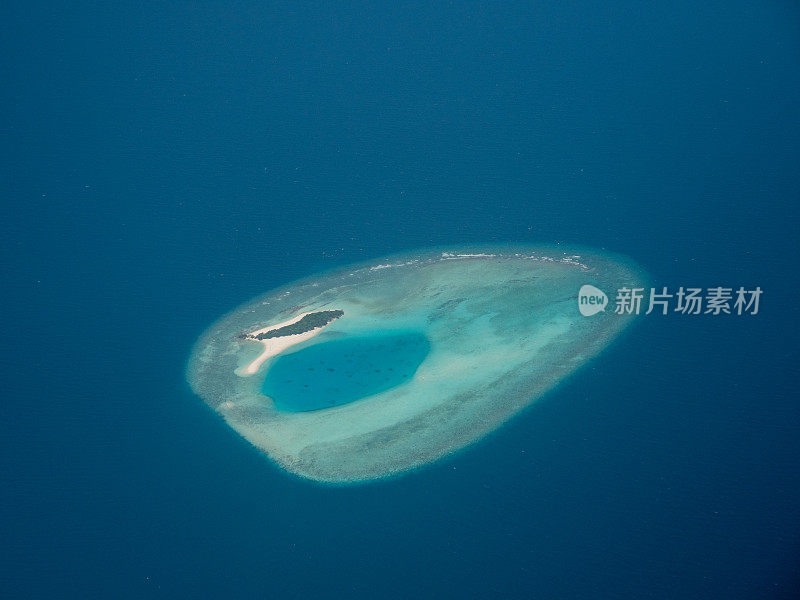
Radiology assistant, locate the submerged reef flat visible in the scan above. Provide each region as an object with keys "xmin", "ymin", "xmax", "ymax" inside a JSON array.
[{"xmin": 187, "ymin": 245, "xmax": 647, "ymax": 483}]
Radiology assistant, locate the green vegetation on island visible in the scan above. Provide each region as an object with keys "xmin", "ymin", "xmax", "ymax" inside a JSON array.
[{"xmin": 245, "ymin": 310, "xmax": 344, "ymax": 340}]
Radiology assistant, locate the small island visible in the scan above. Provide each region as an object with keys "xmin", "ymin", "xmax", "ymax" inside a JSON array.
[
  {"xmin": 241, "ymin": 310, "xmax": 343, "ymax": 340},
  {"xmin": 237, "ymin": 309, "xmax": 344, "ymax": 376}
]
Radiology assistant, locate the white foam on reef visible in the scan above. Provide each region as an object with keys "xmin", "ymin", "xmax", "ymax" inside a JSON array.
[{"xmin": 187, "ymin": 245, "xmax": 647, "ymax": 483}]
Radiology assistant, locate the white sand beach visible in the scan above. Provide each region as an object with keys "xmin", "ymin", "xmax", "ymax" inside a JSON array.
[{"xmin": 239, "ymin": 311, "xmax": 335, "ymax": 376}]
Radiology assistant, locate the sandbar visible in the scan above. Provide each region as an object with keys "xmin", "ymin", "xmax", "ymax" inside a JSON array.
[{"xmin": 236, "ymin": 311, "xmax": 342, "ymax": 376}]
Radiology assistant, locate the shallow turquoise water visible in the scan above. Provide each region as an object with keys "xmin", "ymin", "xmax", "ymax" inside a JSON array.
[{"xmin": 262, "ymin": 331, "xmax": 431, "ymax": 412}]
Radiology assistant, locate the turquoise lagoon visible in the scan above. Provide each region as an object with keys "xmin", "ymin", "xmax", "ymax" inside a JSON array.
[{"xmin": 263, "ymin": 332, "xmax": 430, "ymax": 412}]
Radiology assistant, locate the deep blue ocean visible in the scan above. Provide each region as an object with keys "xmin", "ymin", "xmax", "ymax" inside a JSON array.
[{"xmin": 2, "ymin": 2, "xmax": 799, "ymax": 598}]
